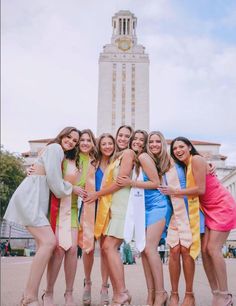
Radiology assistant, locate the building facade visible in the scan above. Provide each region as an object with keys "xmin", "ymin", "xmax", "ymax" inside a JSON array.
[{"xmin": 97, "ymin": 10, "xmax": 149, "ymax": 135}]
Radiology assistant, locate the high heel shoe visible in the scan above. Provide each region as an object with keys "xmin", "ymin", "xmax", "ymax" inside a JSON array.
[
  {"xmin": 111, "ymin": 290, "xmax": 132, "ymax": 306},
  {"xmin": 83, "ymin": 279, "xmax": 92, "ymax": 305},
  {"xmin": 42, "ymin": 291, "xmax": 56, "ymax": 306},
  {"xmin": 100, "ymin": 283, "xmax": 109, "ymax": 305},
  {"xmin": 154, "ymin": 290, "xmax": 168, "ymax": 306},
  {"xmin": 20, "ymin": 296, "xmax": 40, "ymax": 306},
  {"xmin": 168, "ymin": 291, "xmax": 179, "ymax": 306},
  {"xmin": 64, "ymin": 290, "xmax": 77, "ymax": 306},
  {"xmin": 218, "ymin": 291, "xmax": 233, "ymax": 306},
  {"xmin": 181, "ymin": 292, "xmax": 195, "ymax": 306}
]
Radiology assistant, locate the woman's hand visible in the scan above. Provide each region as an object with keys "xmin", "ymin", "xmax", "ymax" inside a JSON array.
[
  {"xmin": 84, "ymin": 192, "xmax": 99, "ymax": 204},
  {"xmin": 158, "ymin": 185, "xmax": 177, "ymax": 195},
  {"xmin": 208, "ymin": 163, "xmax": 217, "ymax": 176},
  {"xmin": 73, "ymin": 186, "xmax": 87, "ymax": 199},
  {"xmin": 116, "ymin": 175, "xmax": 132, "ymax": 187},
  {"xmin": 26, "ymin": 165, "xmax": 36, "ymax": 176}
]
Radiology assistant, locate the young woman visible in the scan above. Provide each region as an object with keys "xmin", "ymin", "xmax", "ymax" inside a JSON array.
[
  {"xmin": 82, "ymin": 133, "xmax": 116, "ymax": 306},
  {"xmin": 85, "ymin": 125, "xmax": 134, "ymax": 306},
  {"xmin": 117, "ymin": 131, "xmax": 171, "ymax": 306},
  {"xmin": 41, "ymin": 129, "xmax": 96, "ymax": 306},
  {"xmin": 160, "ymin": 137, "xmax": 236, "ymax": 306},
  {"xmin": 4, "ymin": 127, "xmax": 80, "ymax": 306}
]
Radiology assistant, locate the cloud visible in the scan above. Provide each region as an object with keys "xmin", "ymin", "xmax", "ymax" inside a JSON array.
[{"xmin": 1, "ymin": 1, "xmax": 236, "ymax": 165}]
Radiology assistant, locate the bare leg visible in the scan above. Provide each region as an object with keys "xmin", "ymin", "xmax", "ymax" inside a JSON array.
[
  {"xmin": 181, "ymin": 246, "xmax": 195, "ymax": 305},
  {"xmin": 168, "ymin": 245, "xmax": 181, "ymax": 305},
  {"xmin": 64, "ymin": 229, "xmax": 78, "ymax": 304},
  {"xmin": 143, "ymin": 220, "xmax": 167, "ymax": 306},
  {"xmin": 100, "ymin": 236, "xmax": 110, "ymax": 303},
  {"xmin": 201, "ymin": 229, "xmax": 219, "ymax": 291},
  {"xmin": 102, "ymin": 236, "xmax": 127, "ymax": 302},
  {"xmin": 141, "ymin": 252, "xmax": 155, "ymax": 305},
  {"xmin": 82, "ymin": 248, "xmax": 94, "ymax": 303},
  {"xmin": 24, "ymin": 226, "xmax": 56, "ymax": 300}
]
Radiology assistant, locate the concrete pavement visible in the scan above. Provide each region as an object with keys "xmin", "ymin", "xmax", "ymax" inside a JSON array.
[{"xmin": 1, "ymin": 256, "xmax": 236, "ymax": 306}]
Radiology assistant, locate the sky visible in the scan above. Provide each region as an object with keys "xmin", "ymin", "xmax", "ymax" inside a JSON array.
[{"xmin": 1, "ymin": 0, "xmax": 236, "ymax": 165}]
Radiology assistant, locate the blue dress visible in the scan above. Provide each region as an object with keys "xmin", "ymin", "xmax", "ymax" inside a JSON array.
[
  {"xmin": 175, "ymin": 164, "xmax": 205, "ymax": 233},
  {"xmin": 143, "ymin": 172, "xmax": 171, "ymax": 230}
]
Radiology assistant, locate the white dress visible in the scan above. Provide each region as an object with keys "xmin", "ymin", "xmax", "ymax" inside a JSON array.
[{"xmin": 4, "ymin": 143, "xmax": 72, "ymax": 227}]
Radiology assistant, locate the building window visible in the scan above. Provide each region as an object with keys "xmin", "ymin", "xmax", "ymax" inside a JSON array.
[
  {"xmin": 131, "ymin": 64, "xmax": 135, "ymax": 128},
  {"xmin": 112, "ymin": 63, "xmax": 117, "ymax": 132}
]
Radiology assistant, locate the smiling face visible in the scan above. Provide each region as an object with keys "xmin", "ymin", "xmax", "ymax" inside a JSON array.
[
  {"xmin": 172, "ymin": 140, "xmax": 191, "ymax": 164},
  {"xmin": 79, "ymin": 133, "xmax": 94, "ymax": 154},
  {"xmin": 100, "ymin": 136, "xmax": 115, "ymax": 157},
  {"xmin": 148, "ymin": 134, "xmax": 162, "ymax": 155},
  {"xmin": 116, "ymin": 127, "xmax": 131, "ymax": 151},
  {"xmin": 61, "ymin": 131, "xmax": 80, "ymax": 152},
  {"xmin": 131, "ymin": 132, "xmax": 146, "ymax": 154}
]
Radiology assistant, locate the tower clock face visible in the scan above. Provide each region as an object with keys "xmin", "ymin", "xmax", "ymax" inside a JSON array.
[{"xmin": 117, "ymin": 39, "xmax": 132, "ymax": 51}]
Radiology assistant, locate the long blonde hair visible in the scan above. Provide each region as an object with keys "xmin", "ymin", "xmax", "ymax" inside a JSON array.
[{"xmin": 147, "ymin": 131, "xmax": 171, "ymax": 178}]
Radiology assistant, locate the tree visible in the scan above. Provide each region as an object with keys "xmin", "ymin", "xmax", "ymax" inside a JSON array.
[{"xmin": 0, "ymin": 147, "xmax": 26, "ymax": 218}]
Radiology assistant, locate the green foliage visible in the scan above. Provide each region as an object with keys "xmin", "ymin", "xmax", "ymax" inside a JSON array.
[{"xmin": 0, "ymin": 147, "xmax": 26, "ymax": 217}]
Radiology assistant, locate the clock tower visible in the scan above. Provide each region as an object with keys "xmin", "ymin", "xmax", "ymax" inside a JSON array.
[{"xmin": 97, "ymin": 10, "xmax": 149, "ymax": 135}]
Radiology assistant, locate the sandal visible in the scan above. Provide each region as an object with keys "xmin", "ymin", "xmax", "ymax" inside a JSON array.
[
  {"xmin": 218, "ymin": 291, "xmax": 233, "ymax": 306},
  {"xmin": 111, "ymin": 289, "xmax": 132, "ymax": 306},
  {"xmin": 181, "ymin": 292, "xmax": 195, "ymax": 306},
  {"xmin": 83, "ymin": 279, "xmax": 92, "ymax": 305},
  {"xmin": 169, "ymin": 291, "xmax": 179, "ymax": 306},
  {"xmin": 64, "ymin": 290, "xmax": 77, "ymax": 306},
  {"xmin": 154, "ymin": 290, "xmax": 168, "ymax": 306},
  {"xmin": 20, "ymin": 296, "xmax": 40, "ymax": 306},
  {"xmin": 100, "ymin": 283, "xmax": 109, "ymax": 305},
  {"xmin": 42, "ymin": 291, "xmax": 56, "ymax": 306}
]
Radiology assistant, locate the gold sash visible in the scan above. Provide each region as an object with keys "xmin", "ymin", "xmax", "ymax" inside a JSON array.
[
  {"xmin": 187, "ymin": 156, "xmax": 201, "ymax": 259},
  {"xmin": 94, "ymin": 156, "xmax": 121, "ymax": 239}
]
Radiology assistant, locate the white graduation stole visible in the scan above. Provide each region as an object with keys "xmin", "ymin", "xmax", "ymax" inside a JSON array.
[{"xmin": 124, "ymin": 169, "xmax": 145, "ymax": 252}]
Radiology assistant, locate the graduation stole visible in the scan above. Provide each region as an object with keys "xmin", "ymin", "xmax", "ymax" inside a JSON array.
[
  {"xmin": 186, "ymin": 156, "xmax": 201, "ymax": 260},
  {"xmin": 77, "ymin": 153, "xmax": 96, "ymax": 254},
  {"xmin": 123, "ymin": 168, "xmax": 145, "ymax": 252},
  {"xmin": 165, "ymin": 164, "xmax": 192, "ymax": 250},
  {"xmin": 49, "ymin": 160, "xmax": 80, "ymax": 250},
  {"xmin": 94, "ymin": 155, "xmax": 122, "ymax": 239}
]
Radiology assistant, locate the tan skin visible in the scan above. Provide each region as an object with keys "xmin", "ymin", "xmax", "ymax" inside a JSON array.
[
  {"xmin": 82, "ymin": 136, "xmax": 115, "ymax": 301},
  {"xmin": 117, "ymin": 133, "xmax": 168, "ymax": 306},
  {"xmin": 43, "ymin": 132, "xmax": 92, "ymax": 306},
  {"xmin": 160, "ymin": 140, "xmax": 231, "ymax": 306},
  {"xmin": 23, "ymin": 131, "xmax": 80, "ymax": 305},
  {"xmin": 85, "ymin": 127, "xmax": 135, "ymax": 305}
]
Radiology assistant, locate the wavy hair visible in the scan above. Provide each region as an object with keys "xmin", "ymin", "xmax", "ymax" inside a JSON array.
[
  {"xmin": 96, "ymin": 133, "xmax": 116, "ymax": 166},
  {"xmin": 147, "ymin": 131, "xmax": 171, "ymax": 177},
  {"xmin": 47, "ymin": 126, "xmax": 80, "ymax": 160},
  {"xmin": 76, "ymin": 129, "xmax": 98, "ymax": 168}
]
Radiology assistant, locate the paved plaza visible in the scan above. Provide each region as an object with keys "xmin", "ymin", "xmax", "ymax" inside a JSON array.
[{"xmin": 1, "ymin": 256, "xmax": 235, "ymax": 306}]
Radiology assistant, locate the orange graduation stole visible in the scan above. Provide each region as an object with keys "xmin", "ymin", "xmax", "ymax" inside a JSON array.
[
  {"xmin": 78, "ymin": 161, "xmax": 96, "ymax": 254},
  {"xmin": 186, "ymin": 156, "xmax": 201, "ymax": 260}
]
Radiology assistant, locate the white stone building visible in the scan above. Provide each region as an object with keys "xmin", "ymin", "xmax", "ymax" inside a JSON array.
[{"xmin": 97, "ymin": 10, "xmax": 149, "ymax": 135}]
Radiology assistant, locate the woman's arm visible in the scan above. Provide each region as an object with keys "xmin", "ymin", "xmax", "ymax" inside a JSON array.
[
  {"xmin": 85, "ymin": 149, "xmax": 135, "ymax": 203},
  {"xmin": 117, "ymin": 153, "xmax": 160, "ymax": 189},
  {"xmin": 159, "ymin": 155, "xmax": 207, "ymax": 196},
  {"xmin": 43, "ymin": 144, "xmax": 73, "ymax": 198}
]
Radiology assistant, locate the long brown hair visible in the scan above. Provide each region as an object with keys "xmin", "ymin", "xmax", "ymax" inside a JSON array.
[
  {"xmin": 129, "ymin": 129, "xmax": 148, "ymax": 174},
  {"xmin": 76, "ymin": 129, "xmax": 98, "ymax": 167},
  {"xmin": 47, "ymin": 126, "xmax": 80, "ymax": 159},
  {"xmin": 147, "ymin": 131, "xmax": 171, "ymax": 178}
]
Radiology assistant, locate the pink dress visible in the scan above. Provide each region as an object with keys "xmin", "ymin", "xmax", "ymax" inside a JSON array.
[{"xmin": 199, "ymin": 174, "xmax": 236, "ymax": 231}]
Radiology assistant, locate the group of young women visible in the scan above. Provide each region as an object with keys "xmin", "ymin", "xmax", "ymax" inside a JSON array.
[{"xmin": 4, "ymin": 125, "xmax": 236, "ymax": 306}]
